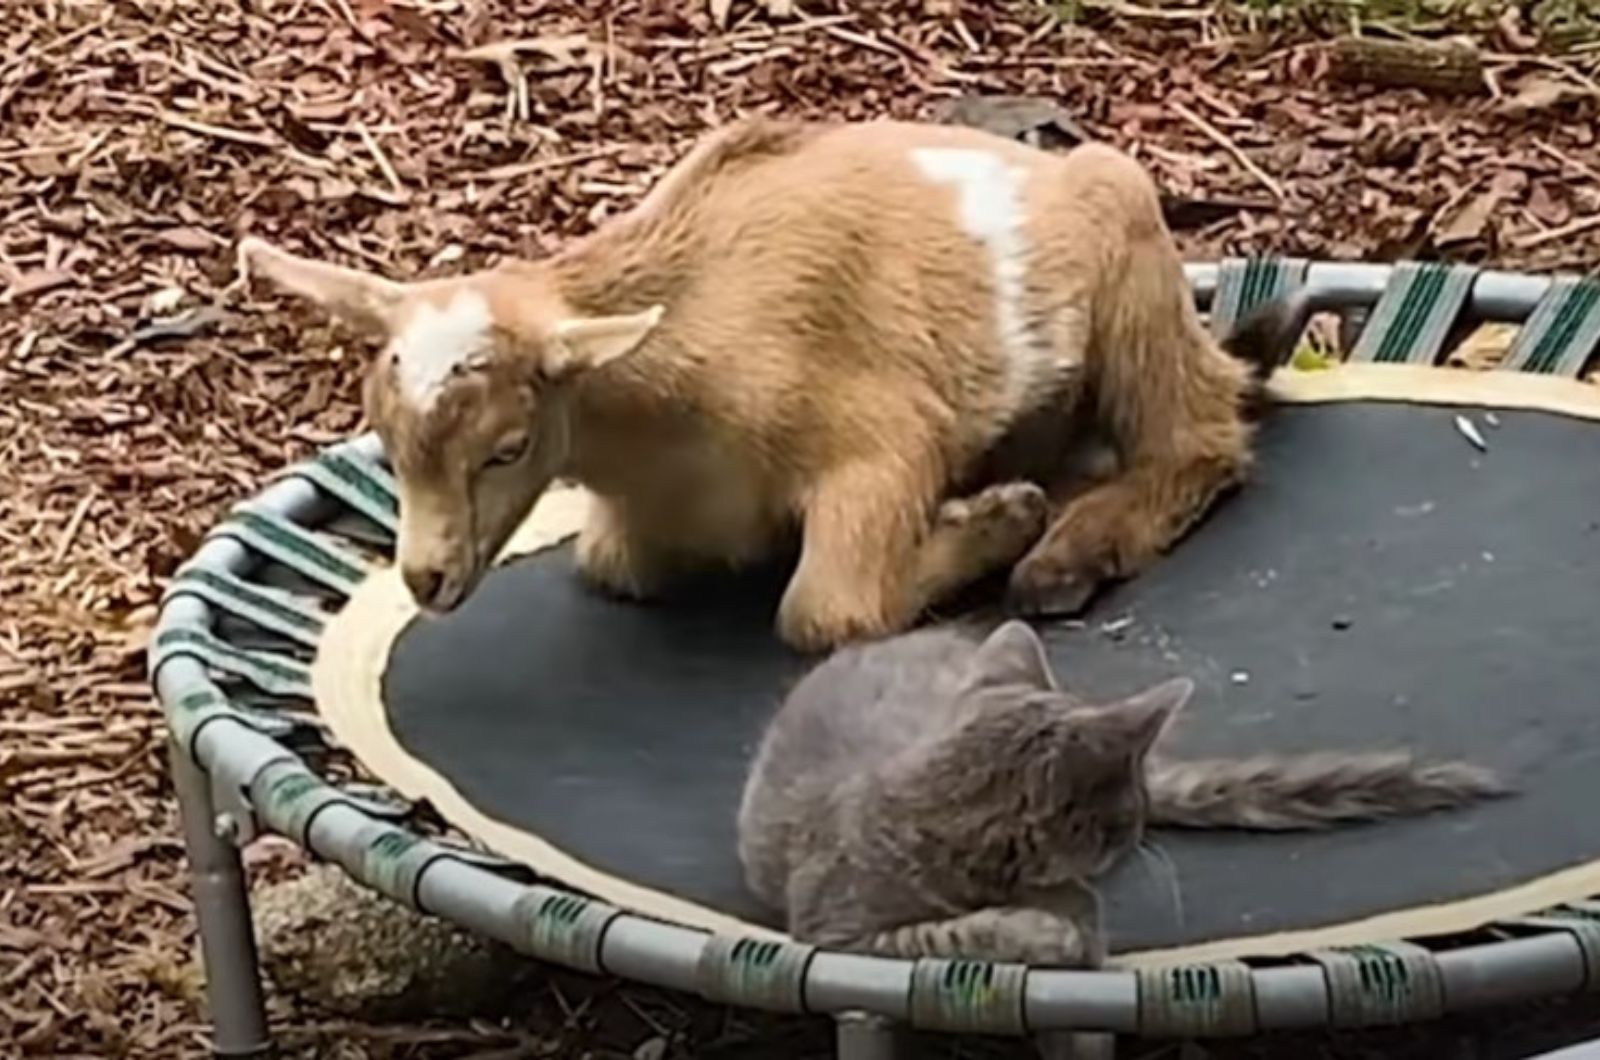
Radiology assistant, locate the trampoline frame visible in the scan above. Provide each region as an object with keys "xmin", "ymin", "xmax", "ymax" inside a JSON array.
[{"xmin": 152, "ymin": 258, "xmax": 1600, "ymax": 1058}]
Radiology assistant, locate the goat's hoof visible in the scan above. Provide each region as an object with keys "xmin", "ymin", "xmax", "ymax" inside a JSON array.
[
  {"xmin": 774, "ymin": 587, "xmax": 889, "ymax": 654},
  {"xmin": 940, "ymin": 481, "xmax": 1048, "ymax": 533},
  {"xmin": 1005, "ymin": 559, "xmax": 1099, "ymax": 617},
  {"xmin": 775, "ymin": 611, "xmax": 879, "ymax": 655}
]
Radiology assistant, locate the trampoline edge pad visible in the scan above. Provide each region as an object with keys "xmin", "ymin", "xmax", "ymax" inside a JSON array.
[{"xmin": 1264, "ymin": 360, "xmax": 1600, "ymax": 419}]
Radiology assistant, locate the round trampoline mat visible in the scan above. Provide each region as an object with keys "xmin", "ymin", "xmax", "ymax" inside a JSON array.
[{"xmin": 314, "ymin": 365, "xmax": 1600, "ymax": 966}]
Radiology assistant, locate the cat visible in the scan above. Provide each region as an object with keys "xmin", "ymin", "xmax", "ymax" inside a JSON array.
[{"xmin": 735, "ymin": 619, "xmax": 1508, "ymax": 966}]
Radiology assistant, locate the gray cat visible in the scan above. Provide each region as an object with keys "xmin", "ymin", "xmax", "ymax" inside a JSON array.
[{"xmin": 736, "ymin": 620, "xmax": 1507, "ymax": 965}]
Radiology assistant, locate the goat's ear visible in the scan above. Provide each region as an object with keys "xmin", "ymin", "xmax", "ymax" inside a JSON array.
[
  {"xmin": 546, "ymin": 305, "xmax": 664, "ymax": 377},
  {"xmin": 238, "ymin": 236, "xmax": 406, "ymax": 336}
]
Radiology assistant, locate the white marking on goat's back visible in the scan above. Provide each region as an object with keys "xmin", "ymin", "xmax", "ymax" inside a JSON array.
[
  {"xmin": 391, "ymin": 289, "xmax": 495, "ymax": 405},
  {"xmin": 911, "ymin": 146, "xmax": 1056, "ymax": 419}
]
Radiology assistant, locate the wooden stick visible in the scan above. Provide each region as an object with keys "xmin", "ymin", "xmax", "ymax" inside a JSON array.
[
  {"xmin": 157, "ymin": 111, "xmax": 276, "ymax": 148},
  {"xmin": 1512, "ymin": 213, "xmax": 1600, "ymax": 250},
  {"xmin": 1170, "ymin": 100, "xmax": 1285, "ymax": 202},
  {"xmin": 52, "ymin": 493, "xmax": 92, "ymax": 563},
  {"xmin": 1534, "ymin": 139, "xmax": 1600, "ymax": 183},
  {"xmin": 461, "ymin": 144, "xmax": 626, "ymax": 184},
  {"xmin": 709, "ymin": 46, "xmax": 793, "ymax": 77},
  {"xmin": 355, "ymin": 122, "xmax": 405, "ymax": 198},
  {"xmin": 1107, "ymin": 1, "xmax": 1213, "ymax": 21},
  {"xmin": 821, "ymin": 24, "xmax": 900, "ymax": 58}
]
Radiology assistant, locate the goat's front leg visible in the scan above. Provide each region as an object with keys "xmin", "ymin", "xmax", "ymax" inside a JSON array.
[
  {"xmin": 573, "ymin": 494, "xmax": 673, "ymax": 601},
  {"xmin": 777, "ymin": 462, "xmax": 1047, "ymax": 652},
  {"xmin": 1008, "ymin": 449, "xmax": 1247, "ymax": 616}
]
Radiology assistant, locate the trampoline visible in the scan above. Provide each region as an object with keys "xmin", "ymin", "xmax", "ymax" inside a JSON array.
[{"xmin": 152, "ymin": 256, "xmax": 1600, "ymax": 1058}]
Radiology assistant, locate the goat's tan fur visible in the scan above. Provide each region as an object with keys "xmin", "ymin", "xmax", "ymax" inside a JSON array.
[{"xmin": 241, "ymin": 118, "xmax": 1258, "ymax": 651}]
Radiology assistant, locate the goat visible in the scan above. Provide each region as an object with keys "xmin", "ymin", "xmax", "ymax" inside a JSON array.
[{"xmin": 239, "ymin": 117, "xmax": 1292, "ymax": 652}]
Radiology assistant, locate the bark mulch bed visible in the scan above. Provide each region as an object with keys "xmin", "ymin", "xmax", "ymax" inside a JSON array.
[{"xmin": 2, "ymin": 1, "xmax": 1598, "ymax": 1057}]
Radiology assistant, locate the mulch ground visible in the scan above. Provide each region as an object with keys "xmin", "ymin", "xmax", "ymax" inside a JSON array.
[{"xmin": 3, "ymin": 1, "xmax": 1600, "ymax": 1057}]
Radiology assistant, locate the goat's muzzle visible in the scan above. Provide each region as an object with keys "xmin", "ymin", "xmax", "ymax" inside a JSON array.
[{"xmin": 403, "ymin": 564, "xmax": 467, "ymax": 613}]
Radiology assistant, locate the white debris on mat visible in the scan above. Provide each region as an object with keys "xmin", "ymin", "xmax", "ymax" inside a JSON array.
[
  {"xmin": 1100, "ymin": 615, "xmax": 1134, "ymax": 637},
  {"xmin": 1454, "ymin": 414, "xmax": 1488, "ymax": 452}
]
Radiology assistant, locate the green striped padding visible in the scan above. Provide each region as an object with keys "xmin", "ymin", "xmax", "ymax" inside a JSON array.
[
  {"xmin": 697, "ymin": 935, "xmax": 817, "ymax": 1011},
  {"xmin": 167, "ymin": 685, "xmax": 245, "ymax": 750},
  {"xmin": 1208, "ymin": 256, "xmax": 1309, "ymax": 339},
  {"xmin": 1505, "ymin": 908, "xmax": 1600, "ymax": 990},
  {"xmin": 356, "ymin": 824, "xmax": 447, "ymax": 909},
  {"xmin": 1136, "ymin": 961, "xmax": 1257, "ymax": 1036},
  {"xmin": 909, "ymin": 958, "xmax": 1027, "ymax": 1034},
  {"xmin": 512, "ymin": 888, "xmax": 623, "ymax": 974},
  {"xmin": 208, "ymin": 508, "xmax": 369, "ymax": 595},
  {"xmin": 152, "ymin": 626, "xmax": 312, "ymax": 700},
  {"xmin": 288, "ymin": 450, "xmax": 400, "ymax": 535},
  {"xmin": 1500, "ymin": 275, "xmax": 1600, "ymax": 377},
  {"xmin": 1350, "ymin": 261, "xmax": 1480, "ymax": 364},
  {"xmin": 166, "ymin": 684, "xmax": 301, "ymax": 748},
  {"xmin": 164, "ymin": 567, "xmax": 325, "ymax": 648},
  {"xmin": 1308, "ymin": 941, "xmax": 1443, "ymax": 1027}
]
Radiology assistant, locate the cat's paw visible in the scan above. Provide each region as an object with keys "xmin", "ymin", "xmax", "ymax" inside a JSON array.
[{"xmin": 984, "ymin": 908, "xmax": 1097, "ymax": 967}]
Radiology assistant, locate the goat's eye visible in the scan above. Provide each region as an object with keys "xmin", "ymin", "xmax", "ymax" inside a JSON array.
[{"xmin": 486, "ymin": 435, "xmax": 530, "ymax": 468}]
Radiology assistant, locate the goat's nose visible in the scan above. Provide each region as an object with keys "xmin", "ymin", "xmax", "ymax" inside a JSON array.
[{"xmin": 403, "ymin": 566, "xmax": 444, "ymax": 607}]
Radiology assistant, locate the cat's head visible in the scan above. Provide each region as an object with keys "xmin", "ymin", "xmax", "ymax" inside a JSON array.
[{"xmin": 904, "ymin": 620, "xmax": 1192, "ymax": 887}]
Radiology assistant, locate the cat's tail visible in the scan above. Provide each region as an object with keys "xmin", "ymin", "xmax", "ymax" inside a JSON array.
[{"xmin": 1145, "ymin": 751, "xmax": 1510, "ymax": 831}]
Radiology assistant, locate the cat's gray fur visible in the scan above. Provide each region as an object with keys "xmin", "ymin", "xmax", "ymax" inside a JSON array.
[{"xmin": 736, "ymin": 620, "xmax": 1507, "ymax": 965}]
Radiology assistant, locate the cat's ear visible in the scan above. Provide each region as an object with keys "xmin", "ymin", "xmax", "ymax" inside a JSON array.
[
  {"xmin": 1107, "ymin": 677, "xmax": 1193, "ymax": 758},
  {"xmin": 965, "ymin": 620, "xmax": 1058, "ymax": 692}
]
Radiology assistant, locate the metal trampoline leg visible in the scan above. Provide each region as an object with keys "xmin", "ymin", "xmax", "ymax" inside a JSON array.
[
  {"xmin": 1035, "ymin": 1030, "xmax": 1118, "ymax": 1059},
  {"xmin": 835, "ymin": 1012, "xmax": 901, "ymax": 1060},
  {"xmin": 171, "ymin": 740, "xmax": 272, "ymax": 1058}
]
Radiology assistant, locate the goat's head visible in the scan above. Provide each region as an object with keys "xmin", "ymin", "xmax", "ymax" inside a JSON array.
[{"xmin": 238, "ymin": 237, "xmax": 662, "ymax": 613}]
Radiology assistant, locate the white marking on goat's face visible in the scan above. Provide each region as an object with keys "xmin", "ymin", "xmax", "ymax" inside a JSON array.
[
  {"xmin": 911, "ymin": 146, "xmax": 1055, "ymax": 419},
  {"xmin": 389, "ymin": 289, "xmax": 495, "ymax": 406}
]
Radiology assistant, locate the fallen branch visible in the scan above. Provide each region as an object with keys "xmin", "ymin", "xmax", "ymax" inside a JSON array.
[
  {"xmin": 52, "ymin": 493, "xmax": 93, "ymax": 562},
  {"xmin": 355, "ymin": 122, "xmax": 406, "ymax": 200},
  {"xmin": 1330, "ymin": 36, "xmax": 1487, "ymax": 95},
  {"xmin": 1513, "ymin": 213, "xmax": 1600, "ymax": 250},
  {"xmin": 156, "ymin": 111, "xmax": 277, "ymax": 148},
  {"xmin": 458, "ymin": 144, "xmax": 627, "ymax": 184},
  {"xmin": 1534, "ymin": 139, "xmax": 1600, "ymax": 183},
  {"xmin": 1170, "ymin": 100, "xmax": 1285, "ymax": 202}
]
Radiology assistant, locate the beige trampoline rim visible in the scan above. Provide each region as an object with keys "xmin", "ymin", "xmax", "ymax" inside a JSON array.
[{"xmin": 312, "ymin": 362, "xmax": 1600, "ymax": 970}]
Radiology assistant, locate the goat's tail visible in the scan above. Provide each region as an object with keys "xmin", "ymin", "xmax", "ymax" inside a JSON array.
[{"xmin": 1218, "ymin": 290, "xmax": 1315, "ymax": 419}]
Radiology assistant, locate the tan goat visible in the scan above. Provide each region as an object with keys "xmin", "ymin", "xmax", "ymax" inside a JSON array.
[{"xmin": 240, "ymin": 118, "xmax": 1287, "ymax": 652}]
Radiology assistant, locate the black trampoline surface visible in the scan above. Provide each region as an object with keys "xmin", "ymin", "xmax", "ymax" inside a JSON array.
[{"xmin": 381, "ymin": 400, "xmax": 1600, "ymax": 955}]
